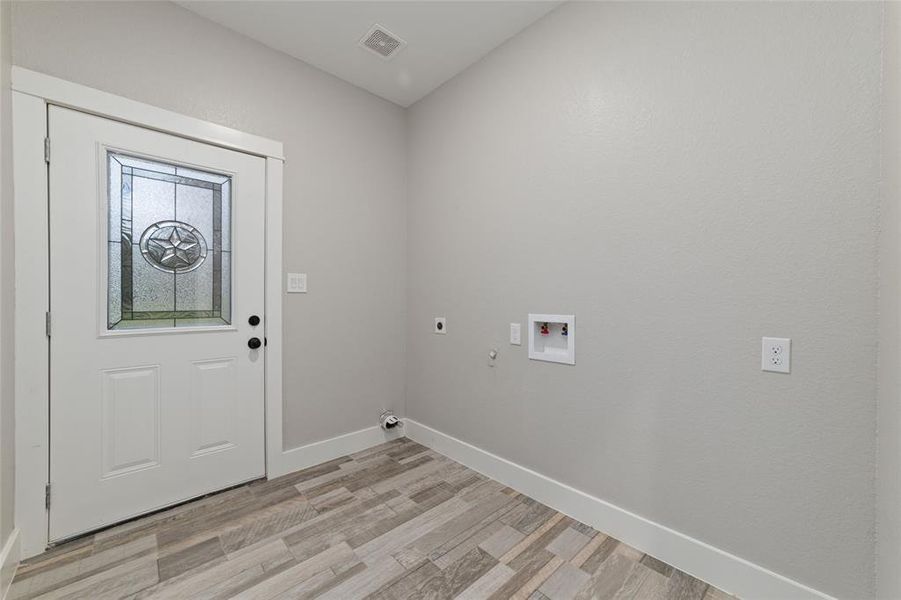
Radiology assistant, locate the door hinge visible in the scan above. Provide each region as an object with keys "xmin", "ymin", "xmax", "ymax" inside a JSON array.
[
  {"xmin": 45, "ymin": 483, "xmax": 51, "ymax": 510},
  {"xmin": 44, "ymin": 137, "xmax": 50, "ymax": 164},
  {"xmin": 45, "ymin": 311, "xmax": 51, "ymax": 338}
]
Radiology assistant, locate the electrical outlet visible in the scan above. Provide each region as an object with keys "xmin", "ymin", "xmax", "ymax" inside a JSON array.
[
  {"xmin": 762, "ymin": 337, "xmax": 791, "ymax": 373},
  {"xmin": 510, "ymin": 323, "xmax": 521, "ymax": 345},
  {"xmin": 434, "ymin": 317, "xmax": 446, "ymax": 334}
]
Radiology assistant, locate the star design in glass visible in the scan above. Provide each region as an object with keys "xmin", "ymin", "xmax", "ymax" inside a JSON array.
[
  {"xmin": 140, "ymin": 221, "xmax": 207, "ymax": 273},
  {"xmin": 146, "ymin": 226, "xmax": 201, "ymax": 269}
]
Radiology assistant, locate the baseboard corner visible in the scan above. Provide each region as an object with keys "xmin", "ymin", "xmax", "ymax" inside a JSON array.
[{"xmin": 269, "ymin": 424, "xmax": 403, "ymax": 479}]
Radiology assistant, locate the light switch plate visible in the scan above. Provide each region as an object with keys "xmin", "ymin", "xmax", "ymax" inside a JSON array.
[
  {"xmin": 762, "ymin": 337, "xmax": 791, "ymax": 373},
  {"xmin": 510, "ymin": 323, "xmax": 521, "ymax": 345},
  {"xmin": 287, "ymin": 273, "xmax": 307, "ymax": 293}
]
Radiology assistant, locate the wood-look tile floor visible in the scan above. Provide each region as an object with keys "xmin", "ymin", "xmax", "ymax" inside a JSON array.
[{"xmin": 10, "ymin": 438, "xmax": 737, "ymax": 600}]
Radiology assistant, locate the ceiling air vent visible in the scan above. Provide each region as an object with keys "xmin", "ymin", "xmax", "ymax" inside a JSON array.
[{"xmin": 359, "ymin": 24, "xmax": 407, "ymax": 60}]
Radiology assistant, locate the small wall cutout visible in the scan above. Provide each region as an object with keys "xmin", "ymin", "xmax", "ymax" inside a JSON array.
[
  {"xmin": 528, "ymin": 314, "xmax": 575, "ymax": 365},
  {"xmin": 434, "ymin": 317, "xmax": 447, "ymax": 334}
]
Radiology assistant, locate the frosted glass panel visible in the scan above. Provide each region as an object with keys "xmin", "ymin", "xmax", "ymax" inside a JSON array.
[
  {"xmin": 114, "ymin": 154, "xmax": 177, "ymax": 174},
  {"xmin": 107, "ymin": 152, "xmax": 232, "ymax": 330},
  {"xmin": 108, "ymin": 160, "xmax": 122, "ymax": 242},
  {"xmin": 108, "ymin": 243, "xmax": 121, "ymax": 324},
  {"xmin": 220, "ymin": 180, "xmax": 231, "ymax": 251},
  {"xmin": 176, "ymin": 184, "xmax": 214, "ymax": 245},
  {"xmin": 131, "ymin": 176, "xmax": 175, "ymax": 241},
  {"xmin": 132, "ymin": 245, "xmax": 174, "ymax": 312},
  {"xmin": 221, "ymin": 252, "xmax": 231, "ymax": 324},
  {"xmin": 175, "ymin": 165, "xmax": 229, "ymax": 185},
  {"xmin": 175, "ymin": 255, "xmax": 213, "ymax": 311}
]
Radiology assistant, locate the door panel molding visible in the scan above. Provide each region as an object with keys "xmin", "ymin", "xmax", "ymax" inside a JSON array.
[
  {"xmin": 12, "ymin": 69, "xmax": 285, "ymax": 558},
  {"xmin": 100, "ymin": 365, "xmax": 161, "ymax": 479},
  {"xmin": 189, "ymin": 357, "xmax": 238, "ymax": 458}
]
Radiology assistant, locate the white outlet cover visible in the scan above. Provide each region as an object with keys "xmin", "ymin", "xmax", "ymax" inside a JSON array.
[
  {"xmin": 510, "ymin": 323, "xmax": 522, "ymax": 345},
  {"xmin": 286, "ymin": 272, "xmax": 307, "ymax": 293},
  {"xmin": 762, "ymin": 337, "xmax": 791, "ymax": 373},
  {"xmin": 434, "ymin": 317, "xmax": 447, "ymax": 334}
]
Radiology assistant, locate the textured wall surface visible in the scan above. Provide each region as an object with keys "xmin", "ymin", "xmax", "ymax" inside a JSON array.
[
  {"xmin": 405, "ymin": 3, "xmax": 882, "ymax": 597},
  {"xmin": 878, "ymin": 2, "xmax": 901, "ymax": 598},
  {"xmin": 0, "ymin": 0, "xmax": 16, "ymax": 548},
  {"xmin": 10, "ymin": 0, "xmax": 407, "ymax": 449}
]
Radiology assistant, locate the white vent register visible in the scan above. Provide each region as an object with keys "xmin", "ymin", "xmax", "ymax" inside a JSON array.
[{"xmin": 359, "ymin": 24, "xmax": 407, "ymax": 59}]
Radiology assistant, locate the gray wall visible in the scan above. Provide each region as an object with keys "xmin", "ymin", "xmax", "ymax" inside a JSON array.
[
  {"xmin": 878, "ymin": 2, "xmax": 901, "ymax": 598},
  {"xmin": 10, "ymin": 0, "xmax": 408, "ymax": 450},
  {"xmin": 1, "ymin": 0, "xmax": 16, "ymax": 549},
  {"xmin": 405, "ymin": 2, "xmax": 881, "ymax": 597}
]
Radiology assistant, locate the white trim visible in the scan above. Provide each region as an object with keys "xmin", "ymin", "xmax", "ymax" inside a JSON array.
[
  {"xmin": 11, "ymin": 68, "xmax": 284, "ymax": 160},
  {"xmin": 12, "ymin": 72, "xmax": 285, "ymax": 559},
  {"xmin": 264, "ymin": 158, "xmax": 286, "ymax": 477},
  {"xmin": 0, "ymin": 529, "xmax": 20, "ymax": 600},
  {"xmin": 273, "ymin": 426, "xmax": 402, "ymax": 478},
  {"xmin": 404, "ymin": 419, "xmax": 834, "ymax": 600},
  {"xmin": 12, "ymin": 90, "xmax": 50, "ymax": 559}
]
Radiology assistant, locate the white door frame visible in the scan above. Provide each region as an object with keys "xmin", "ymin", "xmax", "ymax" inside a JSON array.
[{"xmin": 12, "ymin": 67, "xmax": 286, "ymax": 558}]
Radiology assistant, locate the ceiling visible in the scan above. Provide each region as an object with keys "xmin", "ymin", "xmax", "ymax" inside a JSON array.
[{"xmin": 176, "ymin": 1, "xmax": 562, "ymax": 107}]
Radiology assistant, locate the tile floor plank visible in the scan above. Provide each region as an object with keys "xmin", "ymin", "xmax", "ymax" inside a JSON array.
[
  {"xmin": 157, "ymin": 537, "xmax": 224, "ymax": 582},
  {"xmin": 488, "ymin": 549, "xmax": 556, "ymax": 600},
  {"xmin": 570, "ymin": 532, "xmax": 607, "ymax": 569},
  {"xmin": 641, "ymin": 553, "xmax": 676, "ymax": 578},
  {"xmin": 391, "ymin": 492, "xmax": 514, "ymax": 568},
  {"xmin": 366, "ymin": 560, "xmax": 443, "ymax": 600},
  {"xmin": 317, "ymin": 555, "xmax": 405, "ymax": 600},
  {"xmin": 439, "ymin": 546, "xmax": 498, "ymax": 597},
  {"xmin": 573, "ymin": 553, "xmax": 640, "ymax": 600},
  {"xmin": 455, "ymin": 562, "xmax": 516, "ymax": 600},
  {"xmin": 354, "ymin": 497, "xmax": 470, "ymax": 564},
  {"xmin": 133, "ymin": 540, "xmax": 292, "ymax": 599},
  {"xmin": 230, "ymin": 542, "xmax": 358, "ymax": 600},
  {"xmin": 512, "ymin": 555, "xmax": 565, "ymax": 600},
  {"xmin": 538, "ymin": 562, "xmax": 591, "ymax": 600},
  {"xmin": 430, "ymin": 519, "xmax": 505, "ymax": 570},
  {"xmin": 546, "ymin": 527, "xmax": 591, "ymax": 561},
  {"xmin": 480, "ymin": 524, "xmax": 526, "ymax": 560},
  {"xmin": 666, "ymin": 570, "xmax": 711, "ymax": 600},
  {"xmin": 579, "ymin": 535, "xmax": 622, "ymax": 574}
]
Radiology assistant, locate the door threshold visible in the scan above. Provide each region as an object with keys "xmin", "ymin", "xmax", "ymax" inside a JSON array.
[{"xmin": 46, "ymin": 476, "xmax": 266, "ymax": 550}]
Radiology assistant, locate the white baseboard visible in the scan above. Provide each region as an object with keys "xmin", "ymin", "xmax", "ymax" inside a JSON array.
[
  {"xmin": 404, "ymin": 419, "xmax": 833, "ymax": 600},
  {"xmin": 269, "ymin": 425, "xmax": 403, "ymax": 479},
  {"xmin": 0, "ymin": 529, "xmax": 19, "ymax": 600}
]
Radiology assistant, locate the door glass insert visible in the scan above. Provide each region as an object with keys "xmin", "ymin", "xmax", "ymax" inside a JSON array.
[{"xmin": 107, "ymin": 151, "xmax": 232, "ymax": 330}]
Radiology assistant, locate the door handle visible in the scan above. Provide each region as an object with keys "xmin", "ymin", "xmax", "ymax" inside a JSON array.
[{"xmin": 248, "ymin": 337, "xmax": 262, "ymax": 350}]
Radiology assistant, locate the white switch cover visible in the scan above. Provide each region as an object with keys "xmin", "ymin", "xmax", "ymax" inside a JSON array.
[
  {"xmin": 510, "ymin": 323, "xmax": 521, "ymax": 345},
  {"xmin": 434, "ymin": 317, "xmax": 446, "ymax": 334},
  {"xmin": 287, "ymin": 273, "xmax": 307, "ymax": 293},
  {"xmin": 762, "ymin": 337, "xmax": 791, "ymax": 373}
]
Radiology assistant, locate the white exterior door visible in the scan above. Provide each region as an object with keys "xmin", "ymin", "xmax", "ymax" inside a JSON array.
[{"xmin": 48, "ymin": 106, "xmax": 266, "ymax": 542}]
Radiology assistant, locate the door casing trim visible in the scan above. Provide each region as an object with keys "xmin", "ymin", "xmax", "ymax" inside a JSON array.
[{"xmin": 12, "ymin": 67, "xmax": 286, "ymax": 558}]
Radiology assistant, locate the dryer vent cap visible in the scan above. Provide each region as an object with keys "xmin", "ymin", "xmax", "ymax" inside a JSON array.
[{"xmin": 359, "ymin": 24, "xmax": 407, "ymax": 60}]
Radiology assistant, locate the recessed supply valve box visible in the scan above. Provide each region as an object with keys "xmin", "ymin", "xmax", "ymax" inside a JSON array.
[{"xmin": 528, "ymin": 314, "xmax": 575, "ymax": 365}]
